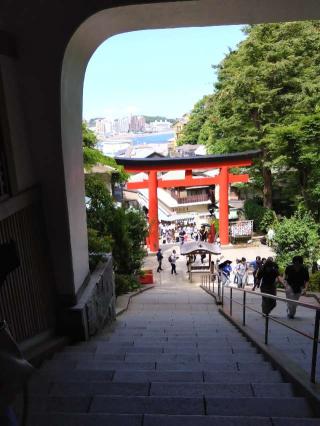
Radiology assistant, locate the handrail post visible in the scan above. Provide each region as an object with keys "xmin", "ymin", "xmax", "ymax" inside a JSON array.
[
  {"xmin": 264, "ymin": 313, "xmax": 269, "ymax": 345},
  {"xmin": 221, "ymin": 280, "xmax": 224, "ymax": 306},
  {"xmin": 209, "ymin": 275, "xmax": 211, "ymax": 291},
  {"xmin": 230, "ymin": 287, "xmax": 233, "ymax": 316},
  {"xmin": 242, "ymin": 291, "xmax": 246, "ymax": 326},
  {"xmin": 310, "ymin": 309, "xmax": 320, "ymax": 383}
]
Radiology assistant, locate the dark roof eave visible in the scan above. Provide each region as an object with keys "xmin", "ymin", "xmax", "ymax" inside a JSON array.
[{"xmin": 115, "ymin": 150, "xmax": 261, "ymax": 167}]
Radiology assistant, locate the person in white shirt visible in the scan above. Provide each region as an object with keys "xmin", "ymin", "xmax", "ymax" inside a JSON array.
[
  {"xmin": 236, "ymin": 257, "xmax": 248, "ymax": 288},
  {"xmin": 170, "ymin": 249, "xmax": 178, "ymax": 275}
]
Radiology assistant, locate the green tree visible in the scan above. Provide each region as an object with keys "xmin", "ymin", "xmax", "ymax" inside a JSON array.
[
  {"xmin": 184, "ymin": 22, "xmax": 320, "ymax": 210},
  {"xmin": 177, "ymin": 96, "xmax": 211, "ymax": 145},
  {"xmin": 85, "ymin": 174, "xmax": 115, "ymax": 237},
  {"xmin": 274, "ymin": 209, "xmax": 320, "ymax": 269},
  {"xmin": 85, "ymin": 174, "xmax": 148, "ymax": 292},
  {"xmin": 271, "ymin": 112, "xmax": 320, "ymax": 218}
]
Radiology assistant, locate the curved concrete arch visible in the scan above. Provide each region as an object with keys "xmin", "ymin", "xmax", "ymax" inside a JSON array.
[{"xmin": 61, "ymin": 0, "xmax": 320, "ymax": 296}]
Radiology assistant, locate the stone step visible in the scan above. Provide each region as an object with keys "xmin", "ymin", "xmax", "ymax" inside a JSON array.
[
  {"xmin": 52, "ymin": 351, "xmax": 267, "ymax": 365},
  {"xmin": 36, "ymin": 381, "xmax": 294, "ymax": 398},
  {"xmin": 42, "ymin": 357, "xmax": 276, "ymax": 373},
  {"xmin": 149, "ymin": 382, "xmax": 294, "ymax": 397},
  {"xmin": 113, "ymin": 370, "xmax": 284, "ymax": 383},
  {"xmin": 49, "ymin": 381, "xmax": 149, "ymax": 396},
  {"xmin": 28, "ymin": 413, "xmax": 142, "ymax": 426},
  {"xmin": 30, "ymin": 369, "xmax": 114, "ymax": 383},
  {"xmin": 60, "ymin": 345, "xmax": 262, "ymax": 359},
  {"xmin": 93, "ymin": 341, "xmax": 257, "ymax": 349},
  {"xmin": 145, "ymin": 414, "xmax": 320, "ymax": 426},
  {"xmin": 102, "ymin": 332, "xmax": 248, "ymax": 339},
  {"xmin": 205, "ymin": 397, "xmax": 313, "ymax": 417},
  {"xmin": 28, "ymin": 395, "xmax": 312, "ymax": 417},
  {"xmin": 28, "ymin": 413, "xmax": 320, "ymax": 426}
]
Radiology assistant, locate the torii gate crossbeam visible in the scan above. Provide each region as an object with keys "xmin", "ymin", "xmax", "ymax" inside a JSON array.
[{"xmin": 116, "ymin": 151, "xmax": 260, "ymax": 252}]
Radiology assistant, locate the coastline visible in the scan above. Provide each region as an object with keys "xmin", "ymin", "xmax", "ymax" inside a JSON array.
[{"xmin": 101, "ymin": 130, "xmax": 174, "ymax": 142}]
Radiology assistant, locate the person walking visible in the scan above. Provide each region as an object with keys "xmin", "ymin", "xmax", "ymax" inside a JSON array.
[
  {"xmin": 219, "ymin": 260, "xmax": 232, "ymax": 286},
  {"xmin": 236, "ymin": 257, "xmax": 248, "ymax": 288},
  {"xmin": 284, "ymin": 256, "xmax": 309, "ymax": 319},
  {"xmin": 267, "ymin": 228, "xmax": 275, "ymax": 247},
  {"xmin": 233, "ymin": 259, "xmax": 240, "ymax": 285},
  {"xmin": 170, "ymin": 249, "xmax": 178, "ymax": 275},
  {"xmin": 156, "ymin": 248, "xmax": 163, "ymax": 273},
  {"xmin": 251, "ymin": 256, "xmax": 263, "ymax": 291},
  {"xmin": 199, "ymin": 226, "xmax": 208, "ymax": 242},
  {"xmin": 257, "ymin": 258, "xmax": 283, "ymax": 315}
]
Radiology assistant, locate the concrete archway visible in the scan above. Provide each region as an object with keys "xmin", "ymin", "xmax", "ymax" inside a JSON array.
[{"xmin": 61, "ymin": 0, "xmax": 320, "ymax": 298}]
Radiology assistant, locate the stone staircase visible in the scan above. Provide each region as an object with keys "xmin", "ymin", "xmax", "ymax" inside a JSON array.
[{"xmin": 27, "ymin": 282, "xmax": 319, "ymax": 425}]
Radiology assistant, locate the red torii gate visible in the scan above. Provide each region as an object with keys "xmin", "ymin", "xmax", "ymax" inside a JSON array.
[{"xmin": 116, "ymin": 151, "xmax": 259, "ymax": 252}]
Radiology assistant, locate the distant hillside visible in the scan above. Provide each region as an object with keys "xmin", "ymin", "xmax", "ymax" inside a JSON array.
[{"xmin": 143, "ymin": 115, "xmax": 175, "ymax": 124}]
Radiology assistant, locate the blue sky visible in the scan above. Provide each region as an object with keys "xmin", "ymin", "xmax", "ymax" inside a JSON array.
[{"xmin": 83, "ymin": 25, "xmax": 246, "ymax": 120}]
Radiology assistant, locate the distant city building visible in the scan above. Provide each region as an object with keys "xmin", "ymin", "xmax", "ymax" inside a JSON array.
[
  {"xmin": 172, "ymin": 114, "xmax": 190, "ymax": 140},
  {"xmin": 146, "ymin": 120, "xmax": 172, "ymax": 133},
  {"xmin": 169, "ymin": 114, "xmax": 190, "ymax": 155},
  {"xmin": 95, "ymin": 118, "xmax": 113, "ymax": 137},
  {"xmin": 129, "ymin": 115, "xmax": 146, "ymax": 132},
  {"xmin": 93, "ymin": 115, "xmax": 172, "ymax": 138},
  {"xmin": 174, "ymin": 144, "xmax": 207, "ymax": 158},
  {"xmin": 117, "ymin": 116, "xmax": 130, "ymax": 133}
]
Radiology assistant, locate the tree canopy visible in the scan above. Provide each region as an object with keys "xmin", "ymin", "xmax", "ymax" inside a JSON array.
[{"xmin": 178, "ymin": 21, "xmax": 320, "ymax": 214}]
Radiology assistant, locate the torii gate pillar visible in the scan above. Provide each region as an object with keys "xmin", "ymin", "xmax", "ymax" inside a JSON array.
[
  {"xmin": 148, "ymin": 170, "xmax": 159, "ymax": 252},
  {"xmin": 219, "ymin": 166, "xmax": 229, "ymax": 245}
]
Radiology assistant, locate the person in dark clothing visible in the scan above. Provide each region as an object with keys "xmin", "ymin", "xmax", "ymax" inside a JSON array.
[
  {"xmin": 199, "ymin": 226, "xmax": 208, "ymax": 242},
  {"xmin": 179, "ymin": 228, "xmax": 186, "ymax": 244},
  {"xmin": 285, "ymin": 256, "xmax": 309, "ymax": 319},
  {"xmin": 156, "ymin": 248, "xmax": 163, "ymax": 272},
  {"xmin": 219, "ymin": 260, "xmax": 232, "ymax": 286},
  {"xmin": 252, "ymin": 256, "xmax": 265, "ymax": 291},
  {"xmin": 257, "ymin": 258, "xmax": 283, "ymax": 315}
]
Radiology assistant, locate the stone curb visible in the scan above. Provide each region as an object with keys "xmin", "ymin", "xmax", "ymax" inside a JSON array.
[{"xmin": 115, "ymin": 285, "xmax": 155, "ymax": 316}]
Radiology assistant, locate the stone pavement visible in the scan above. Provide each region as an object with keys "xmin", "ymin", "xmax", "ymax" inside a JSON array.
[{"xmin": 27, "ymin": 247, "xmax": 319, "ymax": 425}]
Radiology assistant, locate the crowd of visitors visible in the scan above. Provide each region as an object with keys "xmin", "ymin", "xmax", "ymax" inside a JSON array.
[
  {"xmin": 159, "ymin": 223, "xmax": 216, "ymax": 245},
  {"xmin": 218, "ymin": 255, "xmax": 310, "ymax": 319},
  {"xmin": 157, "ymin": 229, "xmax": 310, "ymax": 320}
]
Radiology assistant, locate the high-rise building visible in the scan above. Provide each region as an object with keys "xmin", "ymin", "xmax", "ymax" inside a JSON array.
[{"xmin": 129, "ymin": 115, "xmax": 146, "ymax": 132}]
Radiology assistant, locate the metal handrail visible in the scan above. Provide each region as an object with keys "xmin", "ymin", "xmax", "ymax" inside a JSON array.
[{"xmin": 219, "ymin": 285, "xmax": 320, "ymax": 384}]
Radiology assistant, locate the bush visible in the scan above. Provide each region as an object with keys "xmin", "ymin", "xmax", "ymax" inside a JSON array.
[
  {"xmin": 85, "ymin": 175, "xmax": 148, "ymax": 277},
  {"xmin": 87, "ymin": 228, "xmax": 113, "ymax": 271},
  {"xmin": 244, "ymin": 199, "xmax": 266, "ymax": 231},
  {"xmin": 260, "ymin": 209, "xmax": 277, "ymax": 233},
  {"xmin": 115, "ymin": 274, "xmax": 140, "ymax": 296},
  {"xmin": 274, "ymin": 210, "xmax": 320, "ymax": 270},
  {"xmin": 309, "ymin": 272, "xmax": 320, "ymax": 293},
  {"xmin": 244, "ymin": 200, "xmax": 279, "ymax": 233}
]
